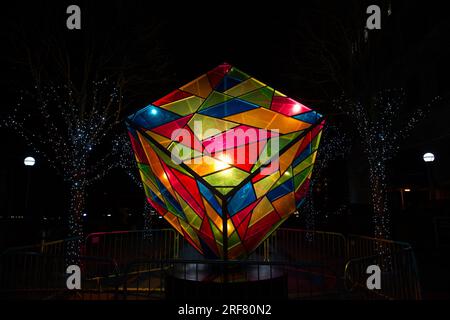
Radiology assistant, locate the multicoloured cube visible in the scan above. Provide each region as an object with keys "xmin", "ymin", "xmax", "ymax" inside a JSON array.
[{"xmin": 126, "ymin": 63, "xmax": 324, "ymax": 259}]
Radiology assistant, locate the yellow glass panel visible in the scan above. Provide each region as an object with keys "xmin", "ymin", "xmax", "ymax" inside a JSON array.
[
  {"xmin": 167, "ymin": 142, "xmax": 203, "ymax": 162},
  {"xmin": 226, "ymin": 218, "xmax": 236, "ymax": 237},
  {"xmin": 179, "ymin": 219, "xmax": 202, "ymax": 249},
  {"xmin": 249, "ymin": 197, "xmax": 274, "ymax": 227},
  {"xmin": 274, "ymin": 90, "xmax": 287, "ymax": 97},
  {"xmin": 254, "ymin": 171, "xmax": 280, "ymax": 199},
  {"xmin": 140, "ymin": 171, "xmax": 164, "ymax": 202},
  {"xmin": 164, "ymin": 212, "xmax": 184, "ymax": 236},
  {"xmin": 145, "ymin": 131, "xmax": 173, "ymax": 149},
  {"xmin": 159, "ymin": 96, "xmax": 204, "ymax": 116},
  {"xmin": 279, "ymin": 139, "xmax": 302, "ymax": 173},
  {"xmin": 293, "ymin": 151, "xmax": 317, "ymax": 176},
  {"xmin": 181, "ymin": 74, "xmax": 213, "ymax": 98},
  {"xmin": 224, "ymin": 78, "xmax": 266, "ymax": 97},
  {"xmin": 188, "ymin": 114, "xmax": 240, "ymax": 140},
  {"xmin": 203, "ymin": 167, "xmax": 250, "ymax": 187},
  {"xmin": 224, "ymin": 108, "xmax": 311, "ymax": 134},
  {"xmin": 184, "ymin": 156, "xmax": 231, "ymax": 176},
  {"xmin": 138, "ymin": 132, "xmax": 177, "ymax": 199},
  {"xmin": 176, "ymin": 193, "xmax": 202, "ymax": 230},
  {"xmin": 203, "ymin": 197, "xmax": 222, "ymax": 231},
  {"xmin": 272, "ymin": 192, "xmax": 296, "ymax": 218}
]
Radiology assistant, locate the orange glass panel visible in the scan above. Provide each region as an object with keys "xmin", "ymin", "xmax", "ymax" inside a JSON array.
[
  {"xmin": 203, "ymin": 197, "xmax": 223, "ymax": 231},
  {"xmin": 181, "ymin": 74, "xmax": 213, "ymax": 98},
  {"xmin": 272, "ymin": 192, "xmax": 296, "ymax": 218},
  {"xmin": 279, "ymin": 139, "xmax": 302, "ymax": 174},
  {"xmin": 224, "ymin": 108, "xmax": 311, "ymax": 134},
  {"xmin": 184, "ymin": 156, "xmax": 231, "ymax": 176},
  {"xmin": 249, "ymin": 197, "xmax": 274, "ymax": 227},
  {"xmin": 138, "ymin": 132, "xmax": 177, "ymax": 199}
]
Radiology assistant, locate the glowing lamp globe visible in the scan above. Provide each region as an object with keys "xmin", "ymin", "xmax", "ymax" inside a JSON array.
[
  {"xmin": 126, "ymin": 63, "xmax": 324, "ymax": 259},
  {"xmin": 423, "ymin": 153, "xmax": 435, "ymax": 163},
  {"xmin": 24, "ymin": 156, "xmax": 36, "ymax": 167}
]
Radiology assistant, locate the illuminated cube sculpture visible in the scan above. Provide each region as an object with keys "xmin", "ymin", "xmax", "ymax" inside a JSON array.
[{"xmin": 126, "ymin": 63, "xmax": 324, "ymax": 259}]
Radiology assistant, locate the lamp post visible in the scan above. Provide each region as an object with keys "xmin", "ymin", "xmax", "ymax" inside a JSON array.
[
  {"xmin": 24, "ymin": 156, "xmax": 35, "ymax": 215},
  {"xmin": 423, "ymin": 153, "xmax": 435, "ymax": 204}
]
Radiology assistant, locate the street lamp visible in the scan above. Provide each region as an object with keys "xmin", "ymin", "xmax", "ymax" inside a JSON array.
[
  {"xmin": 24, "ymin": 156, "xmax": 36, "ymax": 217},
  {"xmin": 423, "ymin": 153, "xmax": 435, "ymax": 163},
  {"xmin": 423, "ymin": 152, "xmax": 436, "ymax": 204},
  {"xmin": 24, "ymin": 156, "xmax": 36, "ymax": 166}
]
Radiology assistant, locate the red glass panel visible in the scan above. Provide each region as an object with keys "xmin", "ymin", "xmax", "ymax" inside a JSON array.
[
  {"xmin": 153, "ymin": 89, "xmax": 192, "ymax": 107},
  {"xmin": 271, "ymin": 96, "xmax": 311, "ymax": 117},
  {"xmin": 151, "ymin": 114, "xmax": 193, "ymax": 138}
]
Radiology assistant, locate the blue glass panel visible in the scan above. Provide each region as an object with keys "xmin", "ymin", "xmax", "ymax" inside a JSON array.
[
  {"xmin": 266, "ymin": 179, "xmax": 294, "ymax": 202},
  {"xmin": 227, "ymin": 182, "xmax": 256, "ymax": 217},
  {"xmin": 147, "ymin": 188, "xmax": 166, "ymax": 209},
  {"xmin": 156, "ymin": 179, "xmax": 185, "ymax": 219},
  {"xmin": 292, "ymin": 144, "xmax": 312, "ymax": 167},
  {"xmin": 294, "ymin": 111, "xmax": 321, "ymax": 124},
  {"xmin": 132, "ymin": 105, "xmax": 181, "ymax": 130},
  {"xmin": 199, "ymin": 99, "xmax": 258, "ymax": 118},
  {"xmin": 197, "ymin": 181, "xmax": 223, "ymax": 216},
  {"xmin": 215, "ymin": 76, "xmax": 242, "ymax": 92}
]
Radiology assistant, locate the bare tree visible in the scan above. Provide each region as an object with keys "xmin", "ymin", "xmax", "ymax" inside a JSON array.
[
  {"xmin": 0, "ymin": 6, "xmax": 168, "ymax": 261},
  {"xmin": 287, "ymin": 2, "xmax": 435, "ymax": 239}
]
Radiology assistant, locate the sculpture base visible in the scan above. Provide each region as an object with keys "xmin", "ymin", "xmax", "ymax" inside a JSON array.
[{"xmin": 165, "ymin": 263, "xmax": 288, "ymax": 301}]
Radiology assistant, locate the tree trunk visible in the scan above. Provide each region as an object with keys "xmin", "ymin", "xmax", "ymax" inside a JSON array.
[
  {"xmin": 67, "ymin": 182, "xmax": 85, "ymax": 265},
  {"xmin": 368, "ymin": 160, "xmax": 391, "ymax": 240}
]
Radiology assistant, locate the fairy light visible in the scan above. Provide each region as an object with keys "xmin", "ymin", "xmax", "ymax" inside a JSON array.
[
  {"xmin": 0, "ymin": 79, "xmax": 126, "ymax": 264},
  {"xmin": 335, "ymin": 89, "xmax": 438, "ymax": 242}
]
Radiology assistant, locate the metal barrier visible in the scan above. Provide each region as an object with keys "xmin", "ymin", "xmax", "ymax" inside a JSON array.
[
  {"xmin": 0, "ymin": 252, "xmax": 120, "ymax": 300},
  {"xmin": 2, "ymin": 237, "xmax": 81, "ymax": 257},
  {"xmin": 347, "ymin": 234, "xmax": 410, "ymax": 260},
  {"xmin": 83, "ymin": 229, "xmax": 179, "ymax": 268},
  {"xmin": 0, "ymin": 228, "xmax": 422, "ymax": 300},
  {"xmin": 118, "ymin": 259, "xmax": 342, "ymax": 300},
  {"xmin": 344, "ymin": 247, "xmax": 422, "ymax": 300}
]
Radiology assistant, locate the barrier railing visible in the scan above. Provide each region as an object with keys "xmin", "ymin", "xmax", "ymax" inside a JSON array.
[
  {"xmin": 0, "ymin": 252, "xmax": 120, "ymax": 300},
  {"xmin": 0, "ymin": 228, "xmax": 422, "ymax": 300},
  {"xmin": 344, "ymin": 247, "xmax": 421, "ymax": 300},
  {"xmin": 83, "ymin": 229, "xmax": 179, "ymax": 268},
  {"xmin": 118, "ymin": 259, "xmax": 341, "ymax": 300}
]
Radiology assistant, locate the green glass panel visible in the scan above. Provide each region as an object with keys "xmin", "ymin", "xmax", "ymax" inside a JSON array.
[
  {"xmin": 228, "ymin": 67, "xmax": 250, "ymax": 81},
  {"xmin": 293, "ymin": 152, "xmax": 316, "ymax": 176},
  {"xmin": 279, "ymin": 131, "xmax": 303, "ymax": 151},
  {"xmin": 217, "ymin": 187, "xmax": 233, "ymax": 196},
  {"xmin": 254, "ymin": 171, "xmax": 280, "ymax": 198},
  {"xmin": 224, "ymin": 78, "xmax": 266, "ymax": 97},
  {"xmin": 228, "ymin": 231, "xmax": 241, "ymax": 248},
  {"xmin": 311, "ymin": 130, "xmax": 323, "ymax": 151},
  {"xmin": 138, "ymin": 163, "xmax": 157, "ymax": 186},
  {"xmin": 210, "ymin": 220, "xmax": 223, "ymax": 245},
  {"xmin": 159, "ymin": 96, "xmax": 204, "ymax": 116},
  {"xmin": 203, "ymin": 167, "xmax": 249, "ymax": 187},
  {"xmin": 167, "ymin": 142, "xmax": 203, "ymax": 162},
  {"xmin": 294, "ymin": 165, "xmax": 313, "ymax": 189},
  {"xmin": 271, "ymin": 167, "xmax": 293, "ymax": 190},
  {"xmin": 198, "ymin": 91, "xmax": 234, "ymax": 111},
  {"xmin": 239, "ymin": 86, "xmax": 274, "ymax": 108}
]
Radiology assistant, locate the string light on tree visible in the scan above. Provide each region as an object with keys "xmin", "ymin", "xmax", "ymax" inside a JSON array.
[{"xmin": 336, "ymin": 88, "xmax": 438, "ymax": 241}]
